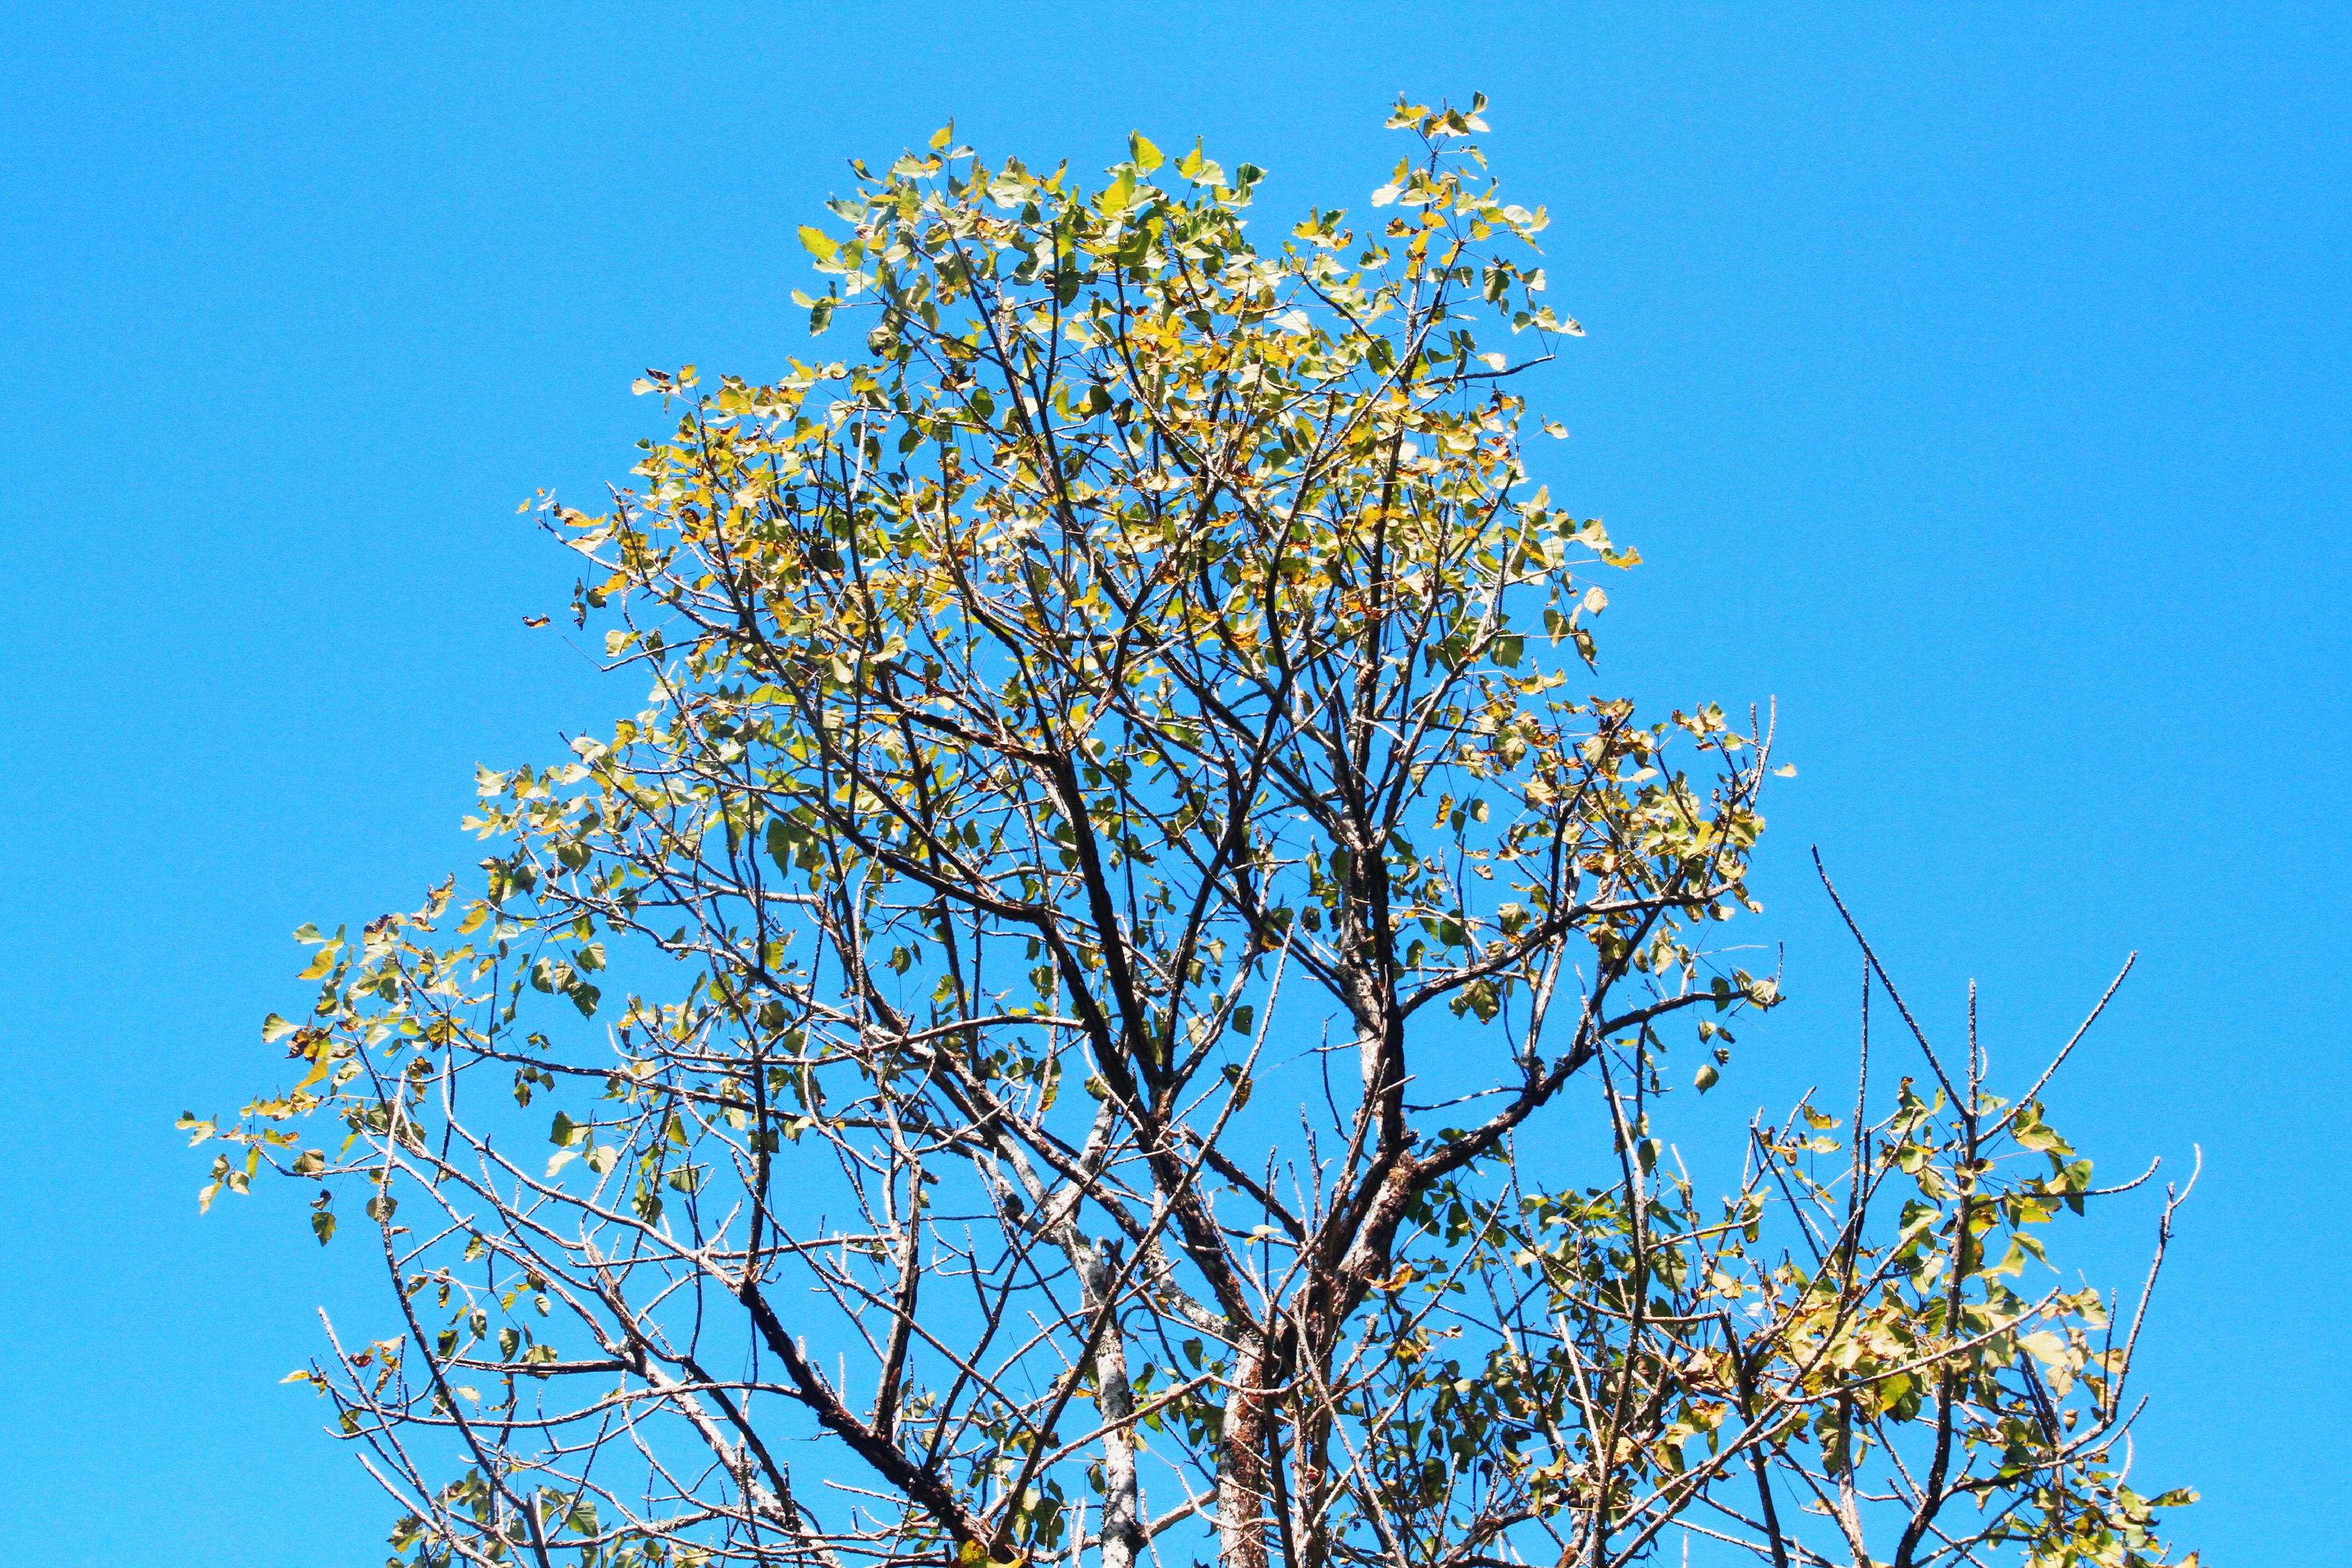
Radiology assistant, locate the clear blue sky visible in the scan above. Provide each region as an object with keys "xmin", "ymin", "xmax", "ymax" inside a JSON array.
[{"xmin": 1, "ymin": 4, "xmax": 2342, "ymax": 1562}]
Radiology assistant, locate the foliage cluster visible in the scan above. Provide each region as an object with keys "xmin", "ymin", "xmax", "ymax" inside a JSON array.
[{"xmin": 189, "ymin": 98, "xmax": 2194, "ymax": 1568}]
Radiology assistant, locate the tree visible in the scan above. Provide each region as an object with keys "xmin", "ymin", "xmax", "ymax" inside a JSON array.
[{"xmin": 189, "ymin": 98, "xmax": 2198, "ymax": 1568}]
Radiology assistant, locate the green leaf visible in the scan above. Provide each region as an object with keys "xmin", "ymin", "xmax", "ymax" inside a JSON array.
[
  {"xmin": 798, "ymin": 225, "xmax": 839, "ymax": 262},
  {"xmin": 1175, "ymin": 140, "xmax": 1226, "ymax": 186},
  {"xmin": 1128, "ymin": 131, "xmax": 1163, "ymax": 174}
]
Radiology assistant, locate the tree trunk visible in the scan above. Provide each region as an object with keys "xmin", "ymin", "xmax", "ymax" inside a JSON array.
[
  {"xmin": 1218, "ymin": 1342, "xmax": 1270, "ymax": 1568},
  {"xmin": 1080, "ymin": 1249, "xmax": 1145, "ymax": 1568}
]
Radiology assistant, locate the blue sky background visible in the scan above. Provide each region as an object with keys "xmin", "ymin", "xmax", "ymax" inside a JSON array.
[{"xmin": 1, "ymin": 4, "xmax": 2344, "ymax": 1562}]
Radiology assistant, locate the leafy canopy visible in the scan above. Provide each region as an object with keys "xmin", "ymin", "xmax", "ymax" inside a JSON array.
[{"xmin": 188, "ymin": 96, "xmax": 2195, "ymax": 1568}]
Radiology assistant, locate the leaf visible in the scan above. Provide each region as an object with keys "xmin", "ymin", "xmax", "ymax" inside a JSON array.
[
  {"xmin": 929, "ymin": 121, "xmax": 954, "ymax": 150},
  {"xmin": 1129, "ymin": 131, "xmax": 1163, "ymax": 174},
  {"xmin": 260, "ymin": 1013, "xmax": 298, "ymax": 1044},
  {"xmin": 1175, "ymin": 139, "xmax": 1225, "ymax": 186},
  {"xmin": 1694, "ymin": 1065, "xmax": 1719, "ymax": 1093},
  {"xmin": 1462, "ymin": 978, "xmax": 1500, "ymax": 1022},
  {"xmin": 798, "ymin": 225, "xmax": 839, "ymax": 262}
]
